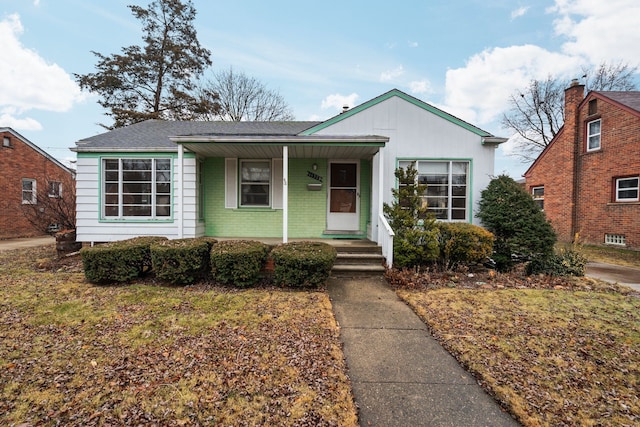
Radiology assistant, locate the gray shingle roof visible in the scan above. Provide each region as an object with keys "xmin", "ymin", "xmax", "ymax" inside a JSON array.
[
  {"xmin": 74, "ymin": 120, "xmax": 320, "ymax": 151},
  {"xmin": 595, "ymin": 91, "xmax": 640, "ymax": 113}
]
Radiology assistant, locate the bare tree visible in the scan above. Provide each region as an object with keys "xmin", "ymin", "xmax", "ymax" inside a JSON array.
[
  {"xmin": 21, "ymin": 172, "xmax": 76, "ymax": 234},
  {"xmin": 197, "ymin": 67, "xmax": 295, "ymax": 121},
  {"xmin": 502, "ymin": 61, "xmax": 638, "ymax": 162}
]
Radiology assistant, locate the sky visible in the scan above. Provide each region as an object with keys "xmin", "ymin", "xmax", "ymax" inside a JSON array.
[{"xmin": 1, "ymin": 0, "xmax": 639, "ymax": 177}]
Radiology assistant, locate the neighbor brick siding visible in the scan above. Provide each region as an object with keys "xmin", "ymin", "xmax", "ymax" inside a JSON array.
[
  {"xmin": 525, "ymin": 84, "xmax": 640, "ymax": 249},
  {"xmin": 0, "ymin": 130, "xmax": 73, "ymax": 239}
]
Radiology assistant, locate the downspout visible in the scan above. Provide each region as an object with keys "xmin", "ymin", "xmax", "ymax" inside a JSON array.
[
  {"xmin": 178, "ymin": 144, "xmax": 184, "ymax": 239},
  {"xmin": 283, "ymin": 146, "xmax": 288, "ymax": 243}
]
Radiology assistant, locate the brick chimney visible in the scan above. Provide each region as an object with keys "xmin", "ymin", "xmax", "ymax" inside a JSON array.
[{"xmin": 564, "ymin": 78, "xmax": 585, "ymax": 241}]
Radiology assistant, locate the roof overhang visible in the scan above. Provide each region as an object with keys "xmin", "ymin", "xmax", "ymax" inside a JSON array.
[
  {"xmin": 481, "ymin": 136, "xmax": 509, "ymax": 145},
  {"xmin": 169, "ymin": 134, "xmax": 388, "ymax": 158}
]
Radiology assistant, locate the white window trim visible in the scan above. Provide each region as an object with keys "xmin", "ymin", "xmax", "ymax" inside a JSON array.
[
  {"xmin": 587, "ymin": 119, "xmax": 601, "ymax": 152},
  {"xmin": 102, "ymin": 158, "xmax": 172, "ymax": 219},
  {"xmin": 48, "ymin": 181, "xmax": 62, "ymax": 198},
  {"xmin": 239, "ymin": 159, "xmax": 272, "ymax": 208},
  {"xmin": 615, "ymin": 177, "xmax": 639, "ymax": 202},
  {"xmin": 22, "ymin": 178, "xmax": 37, "ymax": 204},
  {"xmin": 532, "ymin": 186, "xmax": 544, "ymax": 210}
]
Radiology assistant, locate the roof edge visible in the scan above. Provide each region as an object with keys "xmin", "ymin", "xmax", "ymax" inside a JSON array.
[{"xmin": 1, "ymin": 127, "xmax": 74, "ymax": 174}]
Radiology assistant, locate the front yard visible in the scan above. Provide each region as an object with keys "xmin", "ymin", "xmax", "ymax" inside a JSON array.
[
  {"xmin": 391, "ymin": 269, "xmax": 640, "ymax": 426},
  {"xmin": 0, "ymin": 245, "xmax": 357, "ymax": 426}
]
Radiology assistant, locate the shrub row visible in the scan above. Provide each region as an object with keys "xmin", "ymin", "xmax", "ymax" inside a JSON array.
[{"xmin": 81, "ymin": 237, "xmax": 336, "ymax": 288}]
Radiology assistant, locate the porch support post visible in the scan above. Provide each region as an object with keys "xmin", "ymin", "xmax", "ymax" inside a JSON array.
[
  {"xmin": 282, "ymin": 146, "xmax": 289, "ymax": 243},
  {"xmin": 377, "ymin": 148, "xmax": 384, "ymax": 242},
  {"xmin": 177, "ymin": 144, "xmax": 184, "ymax": 238}
]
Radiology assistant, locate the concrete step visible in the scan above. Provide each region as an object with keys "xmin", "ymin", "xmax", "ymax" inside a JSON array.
[
  {"xmin": 331, "ymin": 263, "xmax": 387, "ymax": 278},
  {"xmin": 335, "ymin": 252, "xmax": 385, "ymax": 265}
]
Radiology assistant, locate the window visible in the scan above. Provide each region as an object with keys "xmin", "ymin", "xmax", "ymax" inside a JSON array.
[
  {"xmin": 240, "ymin": 160, "xmax": 271, "ymax": 207},
  {"xmin": 48, "ymin": 181, "xmax": 62, "ymax": 198},
  {"xmin": 22, "ymin": 178, "xmax": 37, "ymax": 204},
  {"xmin": 3, "ymin": 136, "xmax": 11, "ymax": 147},
  {"xmin": 399, "ymin": 160, "xmax": 469, "ymax": 221},
  {"xmin": 587, "ymin": 119, "xmax": 601, "ymax": 151},
  {"xmin": 605, "ymin": 234, "xmax": 626, "ymax": 246},
  {"xmin": 588, "ymin": 99, "xmax": 597, "ymax": 115},
  {"xmin": 615, "ymin": 177, "xmax": 639, "ymax": 202},
  {"xmin": 103, "ymin": 158, "xmax": 172, "ymax": 218},
  {"xmin": 531, "ymin": 186, "xmax": 544, "ymax": 210}
]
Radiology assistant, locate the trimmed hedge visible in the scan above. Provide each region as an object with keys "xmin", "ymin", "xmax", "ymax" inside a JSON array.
[
  {"xmin": 151, "ymin": 238, "xmax": 212, "ymax": 285},
  {"xmin": 210, "ymin": 240, "xmax": 270, "ymax": 287},
  {"xmin": 80, "ymin": 236, "xmax": 167, "ymax": 284},
  {"xmin": 271, "ymin": 241, "xmax": 337, "ymax": 288},
  {"xmin": 437, "ymin": 222, "xmax": 494, "ymax": 270}
]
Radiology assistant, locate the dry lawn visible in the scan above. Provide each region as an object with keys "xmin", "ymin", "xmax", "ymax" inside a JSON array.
[
  {"xmin": 0, "ymin": 245, "xmax": 357, "ymax": 426},
  {"xmin": 393, "ymin": 269, "xmax": 640, "ymax": 427}
]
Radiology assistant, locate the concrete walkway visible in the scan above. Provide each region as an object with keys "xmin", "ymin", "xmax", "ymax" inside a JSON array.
[
  {"xmin": 586, "ymin": 262, "xmax": 640, "ymax": 291},
  {"xmin": 327, "ymin": 276, "xmax": 520, "ymax": 427}
]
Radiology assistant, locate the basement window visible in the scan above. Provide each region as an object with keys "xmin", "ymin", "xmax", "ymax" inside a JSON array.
[{"xmin": 605, "ymin": 234, "xmax": 626, "ymax": 246}]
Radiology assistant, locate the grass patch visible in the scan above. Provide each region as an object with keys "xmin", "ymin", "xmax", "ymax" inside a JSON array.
[
  {"xmin": 398, "ymin": 287, "xmax": 640, "ymax": 426},
  {"xmin": 562, "ymin": 242, "xmax": 640, "ymax": 268},
  {"xmin": 0, "ymin": 245, "xmax": 357, "ymax": 426}
]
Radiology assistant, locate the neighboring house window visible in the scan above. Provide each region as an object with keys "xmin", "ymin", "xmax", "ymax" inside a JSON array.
[
  {"xmin": 240, "ymin": 160, "xmax": 271, "ymax": 207},
  {"xmin": 605, "ymin": 234, "xmax": 626, "ymax": 246},
  {"xmin": 615, "ymin": 177, "xmax": 639, "ymax": 202},
  {"xmin": 103, "ymin": 158, "xmax": 172, "ymax": 218},
  {"xmin": 588, "ymin": 99, "xmax": 597, "ymax": 115},
  {"xmin": 22, "ymin": 178, "xmax": 37, "ymax": 204},
  {"xmin": 587, "ymin": 119, "xmax": 601, "ymax": 151},
  {"xmin": 531, "ymin": 186, "xmax": 544, "ymax": 210},
  {"xmin": 48, "ymin": 181, "xmax": 62, "ymax": 198},
  {"xmin": 3, "ymin": 136, "xmax": 11, "ymax": 147},
  {"xmin": 399, "ymin": 160, "xmax": 469, "ymax": 221}
]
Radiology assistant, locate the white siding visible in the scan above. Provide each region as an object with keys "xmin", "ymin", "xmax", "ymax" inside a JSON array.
[{"xmin": 315, "ymin": 97, "xmax": 495, "ymax": 225}]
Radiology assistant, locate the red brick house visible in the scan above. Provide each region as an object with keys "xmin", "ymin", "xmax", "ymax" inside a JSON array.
[
  {"xmin": 0, "ymin": 128, "xmax": 75, "ymax": 239},
  {"xmin": 524, "ymin": 81, "xmax": 640, "ymax": 249}
]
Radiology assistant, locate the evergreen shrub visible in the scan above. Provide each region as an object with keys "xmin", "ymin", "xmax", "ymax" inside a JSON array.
[
  {"xmin": 270, "ymin": 241, "xmax": 337, "ymax": 288},
  {"xmin": 151, "ymin": 238, "xmax": 211, "ymax": 285},
  {"xmin": 525, "ymin": 248, "xmax": 588, "ymax": 276},
  {"xmin": 81, "ymin": 236, "xmax": 167, "ymax": 284},
  {"xmin": 210, "ymin": 240, "xmax": 269, "ymax": 287}
]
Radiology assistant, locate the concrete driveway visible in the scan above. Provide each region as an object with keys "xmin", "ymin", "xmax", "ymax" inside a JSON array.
[
  {"xmin": 0, "ymin": 236, "xmax": 54, "ymax": 252},
  {"xmin": 585, "ymin": 262, "xmax": 640, "ymax": 291}
]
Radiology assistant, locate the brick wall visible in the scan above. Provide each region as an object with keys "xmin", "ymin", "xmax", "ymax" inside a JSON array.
[
  {"xmin": 574, "ymin": 96, "xmax": 640, "ymax": 248},
  {"xmin": 0, "ymin": 131, "xmax": 73, "ymax": 239},
  {"xmin": 526, "ymin": 86, "xmax": 640, "ymax": 249}
]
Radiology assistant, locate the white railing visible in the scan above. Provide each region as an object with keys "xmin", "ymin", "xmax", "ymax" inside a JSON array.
[{"xmin": 378, "ymin": 213, "xmax": 395, "ymax": 268}]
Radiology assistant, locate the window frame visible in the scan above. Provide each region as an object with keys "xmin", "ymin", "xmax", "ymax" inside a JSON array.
[
  {"xmin": 22, "ymin": 178, "xmax": 37, "ymax": 204},
  {"xmin": 615, "ymin": 176, "xmax": 639, "ymax": 202},
  {"xmin": 239, "ymin": 159, "xmax": 272, "ymax": 208},
  {"xmin": 48, "ymin": 181, "xmax": 62, "ymax": 198},
  {"xmin": 586, "ymin": 119, "xmax": 601, "ymax": 152},
  {"xmin": 398, "ymin": 159, "xmax": 470, "ymax": 222},
  {"xmin": 101, "ymin": 157, "xmax": 173, "ymax": 220},
  {"xmin": 3, "ymin": 136, "xmax": 11, "ymax": 147},
  {"xmin": 531, "ymin": 186, "xmax": 544, "ymax": 210}
]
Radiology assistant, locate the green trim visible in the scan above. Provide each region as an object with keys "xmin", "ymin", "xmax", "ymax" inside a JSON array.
[
  {"xmin": 97, "ymin": 155, "xmax": 177, "ymax": 223},
  {"xmin": 395, "ymin": 158, "xmax": 474, "ymax": 224},
  {"xmin": 301, "ymin": 89, "xmax": 492, "ymax": 137}
]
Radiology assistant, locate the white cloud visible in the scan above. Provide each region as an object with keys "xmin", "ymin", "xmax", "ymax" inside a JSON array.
[
  {"xmin": 0, "ymin": 14, "xmax": 84, "ymax": 130},
  {"xmin": 321, "ymin": 93, "xmax": 359, "ymax": 111},
  {"xmin": 409, "ymin": 80, "xmax": 432, "ymax": 94},
  {"xmin": 549, "ymin": 0, "xmax": 640, "ymax": 64},
  {"xmin": 33, "ymin": 0, "xmax": 41, "ymax": 6},
  {"xmin": 379, "ymin": 65, "xmax": 404, "ymax": 82},
  {"xmin": 510, "ymin": 6, "xmax": 530, "ymax": 20},
  {"xmin": 0, "ymin": 110, "xmax": 42, "ymax": 131},
  {"xmin": 408, "ymin": 41, "xmax": 419, "ymax": 48}
]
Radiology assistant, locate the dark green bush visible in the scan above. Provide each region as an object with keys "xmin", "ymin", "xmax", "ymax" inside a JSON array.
[
  {"xmin": 151, "ymin": 238, "xmax": 211, "ymax": 285},
  {"xmin": 383, "ymin": 163, "xmax": 440, "ymax": 268},
  {"xmin": 437, "ymin": 222, "xmax": 494, "ymax": 270},
  {"xmin": 81, "ymin": 236, "xmax": 167, "ymax": 284},
  {"xmin": 270, "ymin": 241, "xmax": 337, "ymax": 288},
  {"xmin": 476, "ymin": 175, "xmax": 556, "ymax": 272},
  {"xmin": 210, "ymin": 240, "xmax": 269, "ymax": 287},
  {"xmin": 525, "ymin": 248, "xmax": 588, "ymax": 276}
]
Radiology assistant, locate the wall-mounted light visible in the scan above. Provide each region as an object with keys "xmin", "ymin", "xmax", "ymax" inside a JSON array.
[{"xmin": 312, "ymin": 163, "xmax": 318, "ymax": 171}]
